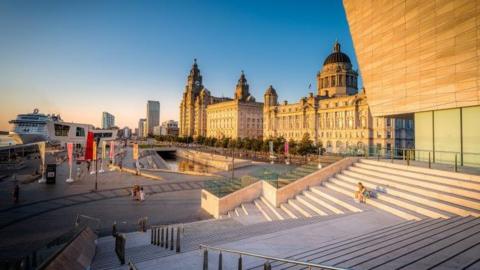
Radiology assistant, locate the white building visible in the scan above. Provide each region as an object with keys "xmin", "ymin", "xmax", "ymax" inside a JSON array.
[
  {"xmin": 122, "ymin": 127, "xmax": 131, "ymax": 139},
  {"xmin": 102, "ymin": 112, "xmax": 115, "ymax": 129}
]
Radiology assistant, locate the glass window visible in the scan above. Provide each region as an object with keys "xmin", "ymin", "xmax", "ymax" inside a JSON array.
[
  {"xmin": 76, "ymin": 127, "xmax": 85, "ymax": 137},
  {"xmin": 54, "ymin": 124, "xmax": 70, "ymax": 136}
]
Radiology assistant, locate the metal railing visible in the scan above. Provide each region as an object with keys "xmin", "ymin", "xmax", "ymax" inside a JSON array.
[
  {"xmin": 361, "ymin": 146, "xmax": 480, "ymax": 172},
  {"xmin": 150, "ymin": 225, "xmax": 183, "ymax": 253},
  {"xmin": 199, "ymin": 244, "xmax": 348, "ymax": 270}
]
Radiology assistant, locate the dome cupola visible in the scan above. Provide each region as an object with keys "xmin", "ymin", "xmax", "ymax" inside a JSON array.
[{"xmin": 323, "ymin": 41, "xmax": 351, "ymax": 66}]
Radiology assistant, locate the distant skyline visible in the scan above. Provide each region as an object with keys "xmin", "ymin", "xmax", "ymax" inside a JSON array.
[{"xmin": 0, "ymin": 0, "xmax": 360, "ymax": 131}]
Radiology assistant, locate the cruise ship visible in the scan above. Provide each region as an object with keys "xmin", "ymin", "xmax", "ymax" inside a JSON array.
[{"xmin": 8, "ymin": 109, "xmax": 117, "ymax": 147}]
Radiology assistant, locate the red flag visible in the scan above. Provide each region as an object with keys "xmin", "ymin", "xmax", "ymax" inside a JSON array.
[
  {"xmin": 84, "ymin": 131, "xmax": 94, "ymax": 161},
  {"xmin": 67, "ymin": 143, "xmax": 73, "ymax": 166}
]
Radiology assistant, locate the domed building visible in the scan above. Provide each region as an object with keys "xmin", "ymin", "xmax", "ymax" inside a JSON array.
[{"xmin": 263, "ymin": 41, "xmax": 414, "ymax": 154}]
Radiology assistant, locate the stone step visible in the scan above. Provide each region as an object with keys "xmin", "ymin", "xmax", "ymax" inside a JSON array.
[
  {"xmin": 309, "ymin": 186, "xmax": 362, "ymax": 213},
  {"xmin": 340, "ymin": 217, "xmax": 480, "ymax": 270},
  {"xmin": 354, "ymin": 162, "xmax": 480, "ymax": 191},
  {"xmin": 348, "ymin": 165, "xmax": 480, "ymax": 199},
  {"xmin": 285, "ymin": 217, "xmax": 473, "ymax": 270},
  {"xmin": 260, "ymin": 196, "xmax": 288, "ymax": 220},
  {"xmin": 342, "ymin": 170, "xmax": 480, "ymax": 210},
  {"xmin": 336, "ymin": 173, "xmax": 480, "ymax": 217},
  {"xmin": 247, "ymin": 219, "xmax": 429, "ymax": 270},
  {"xmin": 303, "ymin": 190, "xmax": 345, "ymax": 214},
  {"xmin": 295, "ymin": 195, "xmax": 328, "ymax": 216},
  {"xmin": 287, "ymin": 199, "xmax": 313, "ymax": 218},
  {"xmin": 398, "ymin": 224, "xmax": 480, "ymax": 270},
  {"xmin": 324, "ymin": 180, "xmax": 422, "ymax": 220},
  {"xmin": 280, "ymin": 203, "xmax": 300, "ymax": 219},
  {"xmin": 254, "ymin": 199, "xmax": 275, "ymax": 221},
  {"xmin": 360, "ymin": 159, "xmax": 480, "ymax": 183},
  {"xmin": 332, "ymin": 176, "xmax": 451, "ymax": 219}
]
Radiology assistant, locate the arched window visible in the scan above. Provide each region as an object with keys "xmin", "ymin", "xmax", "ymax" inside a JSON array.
[
  {"xmin": 338, "ymin": 75, "xmax": 343, "ymax": 86},
  {"xmin": 331, "ymin": 76, "xmax": 336, "ymax": 86}
]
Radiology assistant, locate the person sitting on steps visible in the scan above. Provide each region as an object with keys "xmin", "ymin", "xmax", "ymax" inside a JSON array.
[{"xmin": 355, "ymin": 182, "xmax": 368, "ymax": 203}]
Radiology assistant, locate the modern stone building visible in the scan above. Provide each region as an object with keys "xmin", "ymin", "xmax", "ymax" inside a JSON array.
[
  {"xmin": 264, "ymin": 42, "xmax": 413, "ymax": 154},
  {"xmin": 179, "ymin": 59, "xmax": 230, "ymax": 138},
  {"xmin": 206, "ymin": 72, "xmax": 263, "ymax": 139},
  {"xmin": 343, "ymin": 0, "xmax": 480, "ymax": 165}
]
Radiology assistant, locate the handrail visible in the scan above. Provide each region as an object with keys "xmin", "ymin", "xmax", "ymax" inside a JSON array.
[
  {"xmin": 199, "ymin": 244, "xmax": 348, "ymax": 270},
  {"xmin": 128, "ymin": 260, "xmax": 138, "ymax": 270}
]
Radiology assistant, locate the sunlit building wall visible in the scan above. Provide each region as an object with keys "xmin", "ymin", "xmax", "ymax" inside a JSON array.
[{"xmin": 343, "ymin": 0, "xmax": 480, "ymax": 166}]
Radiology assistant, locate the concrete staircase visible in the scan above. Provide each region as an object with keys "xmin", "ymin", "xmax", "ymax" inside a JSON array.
[
  {"xmin": 222, "ymin": 186, "xmax": 364, "ymax": 222},
  {"xmin": 245, "ymin": 216, "xmax": 480, "ymax": 270},
  {"xmin": 325, "ymin": 159, "xmax": 480, "ymax": 220},
  {"xmin": 223, "ymin": 159, "xmax": 480, "ymax": 223},
  {"xmin": 91, "ymin": 215, "xmax": 353, "ymax": 270}
]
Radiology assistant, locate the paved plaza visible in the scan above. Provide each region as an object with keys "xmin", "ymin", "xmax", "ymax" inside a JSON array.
[{"xmin": 0, "ymin": 148, "xmax": 293, "ymax": 261}]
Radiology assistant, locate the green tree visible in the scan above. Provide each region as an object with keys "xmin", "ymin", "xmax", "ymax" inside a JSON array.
[
  {"xmin": 297, "ymin": 133, "xmax": 314, "ymax": 156},
  {"xmin": 221, "ymin": 137, "xmax": 230, "ymax": 148},
  {"xmin": 288, "ymin": 139, "xmax": 298, "ymax": 155}
]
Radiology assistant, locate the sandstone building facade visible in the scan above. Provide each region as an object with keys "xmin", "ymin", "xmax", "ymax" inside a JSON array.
[
  {"xmin": 206, "ymin": 72, "xmax": 263, "ymax": 139},
  {"xmin": 263, "ymin": 42, "xmax": 413, "ymax": 153},
  {"xmin": 343, "ymin": 0, "xmax": 480, "ymax": 165},
  {"xmin": 179, "ymin": 61, "xmax": 263, "ymax": 139}
]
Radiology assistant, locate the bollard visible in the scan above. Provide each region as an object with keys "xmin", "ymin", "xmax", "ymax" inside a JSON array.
[
  {"xmin": 263, "ymin": 261, "xmax": 271, "ymax": 270},
  {"xmin": 455, "ymin": 154, "xmax": 458, "ymax": 172},
  {"xmin": 176, "ymin": 227, "xmax": 181, "ymax": 253},
  {"xmin": 165, "ymin": 227, "xmax": 169, "ymax": 249},
  {"xmin": 203, "ymin": 249, "xmax": 208, "ymax": 270},
  {"xmin": 218, "ymin": 252, "xmax": 223, "ymax": 270},
  {"xmin": 170, "ymin": 227, "xmax": 174, "ymax": 251},
  {"xmin": 407, "ymin": 150, "xmax": 410, "ymax": 166},
  {"xmin": 112, "ymin": 221, "xmax": 117, "ymax": 237},
  {"xmin": 403, "ymin": 149, "xmax": 405, "ymax": 161},
  {"xmin": 159, "ymin": 227, "xmax": 163, "ymax": 247},
  {"xmin": 151, "ymin": 227, "xmax": 155, "ymax": 244},
  {"xmin": 238, "ymin": 255, "xmax": 243, "ymax": 270},
  {"xmin": 428, "ymin": 152, "xmax": 431, "ymax": 168}
]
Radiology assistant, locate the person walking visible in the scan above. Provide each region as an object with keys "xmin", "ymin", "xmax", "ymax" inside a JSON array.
[
  {"xmin": 13, "ymin": 184, "xmax": 19, "ymax": 204},
  {"xmin": 139, "ymin": 187, "xmax": 145, "ymax": 202}
]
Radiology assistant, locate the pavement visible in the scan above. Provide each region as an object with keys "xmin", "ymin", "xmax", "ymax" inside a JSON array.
[{"xmin": 0, "ymin": 147, "xmax": 294, "ymax": 261}]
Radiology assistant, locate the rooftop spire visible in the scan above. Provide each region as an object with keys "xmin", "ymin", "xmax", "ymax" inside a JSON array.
[{"xmin": 333, "ymin": 40, "xmax": 341, "ymax": 52}]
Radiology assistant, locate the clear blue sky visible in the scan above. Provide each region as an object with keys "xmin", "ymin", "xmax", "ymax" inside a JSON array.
[{"xmin": 0, "ymin": 0, "xmax": 359, "ymax": 130}]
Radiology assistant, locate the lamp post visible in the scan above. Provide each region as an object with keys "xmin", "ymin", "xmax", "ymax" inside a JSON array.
[{"xmin": 231, "ymin": 146, "xmax": 235, "ymax": 180}]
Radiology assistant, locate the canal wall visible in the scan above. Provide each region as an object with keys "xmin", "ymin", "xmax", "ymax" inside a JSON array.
[{"xmin": 176, "ymin": 149, "xmax": 252, "ymax": 171}]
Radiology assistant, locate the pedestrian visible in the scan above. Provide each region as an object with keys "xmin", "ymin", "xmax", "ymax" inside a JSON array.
[
  {"xmin": 132, "ymin": 185, "xmax": 138, "ymax": 200},
  {"xmin": 87, "ymin": 161, "xmax": 91, "ymax": 172},
  {"xmin": 140, "ymin": 187, "xmax": 145, "ymax": 202},
  {"xmin": 13, "ymin": 184, "xmax": 19, "ymax": 204}
]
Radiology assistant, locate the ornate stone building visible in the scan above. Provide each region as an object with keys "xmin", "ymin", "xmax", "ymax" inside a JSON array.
[
  {"xmin": 179, "ymin": 59, "xmax": 230, "ymax": 137},
  {"xmin": 263, "ymin": 42, "xmax": 413, "ymax": 153},
  {"xmin": 206, "ymin": 72, "xmax": 263, "ymax": 139},
  {"xmin": 179, "ymin": 61, "xmax": 263, "ymax": 139}
]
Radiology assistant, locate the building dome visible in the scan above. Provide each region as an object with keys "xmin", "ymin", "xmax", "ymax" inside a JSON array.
[
  {"xmin": 323, "ymin": 41, "xmax": 351, "ymax": 66},
  {"xmin": 264, "ymin": 85, "xmax": 278, "ymax": 96}
]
